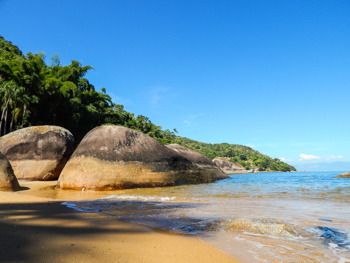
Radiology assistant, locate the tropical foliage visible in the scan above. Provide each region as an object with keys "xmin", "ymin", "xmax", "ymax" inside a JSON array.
[
  {"xmin": 174, "ymin": 137, "xmax": 296, "ymax": 172},
  {"xmin": 0, "ymin": 35, "xmax": 296, "ymax": 172},
  {"xmin": 0, "ymin": 36, "xmax": 176, "ymax": 144}
]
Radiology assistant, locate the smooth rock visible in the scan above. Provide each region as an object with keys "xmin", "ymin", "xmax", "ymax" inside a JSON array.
[
  {"xmin": 166, "ymin": 144, "xmax": 228, "ymax": 180},
  {"xmin": 216, "ymin": 218, "xmax": 299, "ymax": 237},
  {"xmin": 212, "ymin": 157, "xmax": 247, "ymax": 174},
  {"xmin": 335, "ymin": 172, "xmax": 350, "ymax": 178},
  {"xmin": 58, "ymin": 125, "xmax": 223, "ymax": 190},
  {"xmin": 0, "ymin": 126, "xmax": 74, "ymax": 180},
  {"xmin": 0, "ymin": 151, "xmax": 20, "ymax": 191}
]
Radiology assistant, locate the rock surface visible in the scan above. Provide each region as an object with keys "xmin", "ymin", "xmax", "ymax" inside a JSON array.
[
  {"xmin": 212, "ymin": 157, "xmax": 247, "ymax": 174},
  {"xmin": 166, "ymin": 144, "xmax": 228, "ymax": 180},
  {"xmin": 0, "ymin": 126, "xmax": 74, "ymax": 181},
  {"xmin": 335, "ymin": 171, "xmax": 350, "ymax": 178},
  {"xmin": 0, "ymin": 151, "xmax": 20, "ymax": 191},
  {"xmin": 58, "ymin": 125, "xmax": 226, "ymax": 190},
  {"xmin": 215, "ymin": 218, "xmax": 299, "ymax": 237}
]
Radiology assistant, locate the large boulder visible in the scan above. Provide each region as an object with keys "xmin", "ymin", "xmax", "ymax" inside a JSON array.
[
  {"xmin": 335, "ymin": 172, "xmax": 350, "ymax": 178},
  {"xmin": 0, "ymin": 126, "xmax": 74, "ymax": 181},
  {"xmin": 213, "ymin": 157, "xmax": 247, "ymax": 174},
  {"xmin": 57, "ymin": 125, "xmax": 224, "ymax": 190},
  {"xmin": 166, "ymin": 144, "xmax": 228, "ymax": 180},
  {"xmin": 0, "ymin": 151, "xmax": 20, "ymax": 191}
]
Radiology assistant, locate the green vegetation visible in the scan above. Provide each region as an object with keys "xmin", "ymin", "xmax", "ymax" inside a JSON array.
[
  {"xmin": 0, "ymin": 36, "xmax": 176, "ymax": 144},
  {"xmin": 174, "ymin": 137, "xmax": 296, "ymax": 172},
  {"xmin": 0, "ymin": 35, "xmax": 296, "ymax": 172}
]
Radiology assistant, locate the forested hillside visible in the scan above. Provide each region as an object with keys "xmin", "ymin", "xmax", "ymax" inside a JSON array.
[
  {"xmin": 0, "ymin": 36, "xmax": 296, "ymax": 172},
  {"xmin": 0, "ymin": 36, "xmax": 176, "ymax": 144},
  {"xmin": 174, "ymin": 137, "xmax": 296, "ymax": 172}
]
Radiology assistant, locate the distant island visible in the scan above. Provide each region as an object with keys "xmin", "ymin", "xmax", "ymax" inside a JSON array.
[{"xmin": 0, "ymin": 35, "xmax": 295, "ymax": 172}]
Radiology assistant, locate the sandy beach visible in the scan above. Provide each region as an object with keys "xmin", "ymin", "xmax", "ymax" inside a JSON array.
[{"xmin": 0, "ymin": 181, "xmax": 240, "ymax": 263}]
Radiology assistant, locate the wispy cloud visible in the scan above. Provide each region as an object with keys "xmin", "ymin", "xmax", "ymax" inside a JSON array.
[
  {"xmin": 296, "ymin": 154, "xmax": 344, "ymax": 163},
  {"xmin": 325, "ymin": 155, "xmax": 343, "ymax": 160},
  {"xmin": 147, "ymin": 86, "xmax": 180, "ymax": 108},
  {"xmin": 109, "ymin": 93, "xmax": 133, "ymax": 106},
  {"xmin": 246, "ymin": 143, "xmax": 260, "ymax": 148},
  {"xmin": 299, "ymin": 153, "xmax": 320, "ymax": 161},
  {"xmin": 149, "ymin": 87, "xmax": 165, "ymax": 107},
  {"xmin": 184, "ymin": 114, "xmax": 203, "ymax": 126}
]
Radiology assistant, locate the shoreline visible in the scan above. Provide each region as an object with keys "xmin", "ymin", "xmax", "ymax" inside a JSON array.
[{"xmin": 0, "ymin": 181, "xmax": 240, "ymax": 263}]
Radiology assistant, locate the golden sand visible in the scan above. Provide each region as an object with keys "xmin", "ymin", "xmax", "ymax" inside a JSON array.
[{"xmin": 0, "ymin": 181, "xmax": 240, "ymax": 263}]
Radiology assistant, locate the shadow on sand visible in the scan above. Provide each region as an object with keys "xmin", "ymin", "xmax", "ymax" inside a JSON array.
[{"xmin": 0, "ymin": 201, "xmax": 145, "ymax": 263}]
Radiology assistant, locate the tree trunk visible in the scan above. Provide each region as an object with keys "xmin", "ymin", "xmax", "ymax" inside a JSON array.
[
  {"xmin": 0, "ymin": 99, "xmax": 9, "ymax": 136},
  {"xmin": 3, "ymin": 104, "xmax": 9, "ymax": 136},
  {"xmin": 9, "ymin": 101, "xmax": 17, "ymax": 133},
  {"xmin": 21, "ymin": 104, "xmax": 27, "ymax": 129}
]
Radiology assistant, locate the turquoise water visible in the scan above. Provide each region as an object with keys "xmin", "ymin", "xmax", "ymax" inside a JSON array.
[{"xmin": 65, "ymin": 171, "xmax": 350, "ymax": 263}]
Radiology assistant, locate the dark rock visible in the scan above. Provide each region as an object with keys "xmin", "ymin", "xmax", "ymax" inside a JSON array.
[
  {"xmin": 166, "ymin": 144, "xmax": 228, "ymax": 180},
  {"xmin": 317, "ymin": 226, "xmax": 350, "ymax": 250},
  {"xmin": 0, "ymin": 151, "xmax": 20, "ymax": 191},
  {"xmin": 57, "ymin": 125, "xmax": 225, "ymax": 190},
  {"xmin": 0, "ymin": 126, "xmax": 74, "ymax": 180},
  {"xmin": 212, "ymin": 157, "xmax": 247, "ymax": 174}
]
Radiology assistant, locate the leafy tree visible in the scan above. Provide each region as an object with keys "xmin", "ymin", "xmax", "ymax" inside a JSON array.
[
  {"xmin": 0, "ymin": 35, "xmax": 177, "ymax": 144},
  {"xmin": 174, "ymin": 136, "xmax": 296, "ymax": 172},
  {"xmin": 0, "ymin": 80, "xmax": 17, "ymax": 135},
  {"xmin": 0, "ymin": 35, "xmax": 296, "ymax": 172}
]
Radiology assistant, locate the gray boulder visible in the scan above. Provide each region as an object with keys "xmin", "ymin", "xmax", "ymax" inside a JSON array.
[
  {"xmin": 0, "ymin": 126, "xmax": 74, "ymax": 180},
  {"xmin": 0, "ymin": 151, "xmax": 20, "ymax": 191},
  {"xmin": 166, "ymin": 144, "xmax": 228, "ymax": 180},
  {"xmin": 213, "ymin": 157, "xmax": 247, "ymax": 174},
  {"xmin": 58, "ymin": 125, "xmax": 225, "ymax": 190}
]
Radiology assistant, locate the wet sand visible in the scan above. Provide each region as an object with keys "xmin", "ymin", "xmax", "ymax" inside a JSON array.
[{"xmin": 0, "ymin": 181, "xmax": 240, "ymax": 263}]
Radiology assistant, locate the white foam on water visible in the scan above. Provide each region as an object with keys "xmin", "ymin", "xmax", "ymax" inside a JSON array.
[
  {"xmin": 338, "ymin": 256, "xmax": 350, "ymax": 263},
  {"xmin": 62, "ymin": 202, "xmax": 100, "ymax": 213},
  {"xmin": 60, "ymin": 172, "xmax": 350, "ymax": 262},
  {"xmin": 234, "ymin": 236, "xmax": 269, "ymax": 250},
  {"xmin": 279, "ymin": 245, "xmax": 294, "ymax": 251},
  {"xmin": 253, "ymin": 255, "xmax": 270, "ymax": 263},
  {"xmin": 100, "ymin": 194, "xmax": 177, "ymax": 202}
]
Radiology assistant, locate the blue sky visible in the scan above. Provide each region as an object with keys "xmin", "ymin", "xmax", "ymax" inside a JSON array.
[{"xmin": 1, "ymin": 0, "xmax": 349, "ymax": 168}]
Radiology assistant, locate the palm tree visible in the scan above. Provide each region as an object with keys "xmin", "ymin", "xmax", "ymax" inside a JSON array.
[
  {"xmin": 19, "ymin": 93, "xmax": 38, "ymax": 129},
  {"xmin": 9, "ymin": 85, "xmax": 25, "ymax": 133},
  {"xmin": 0, "ymin": 80, "xmax": 16, "ymax": 135}
]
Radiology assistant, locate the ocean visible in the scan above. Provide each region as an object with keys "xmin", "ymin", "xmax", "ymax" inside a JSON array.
[{"xmin": 64, "ymin": 171, "xmax": 350, "ymax": 263}]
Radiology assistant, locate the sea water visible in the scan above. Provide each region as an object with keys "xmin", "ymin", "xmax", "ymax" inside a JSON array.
[{"xmin": 64, "ymin": 171, "xmax": 350, "ymax": 263}]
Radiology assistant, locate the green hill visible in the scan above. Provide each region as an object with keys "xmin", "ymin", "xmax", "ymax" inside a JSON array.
[
  {"xmin": 0, "ymin": 35, "xmax": 296, "ymax": 172},
  {"xmin": 173, "ymin": 137, "xmax": 296, "ymax": 172}
]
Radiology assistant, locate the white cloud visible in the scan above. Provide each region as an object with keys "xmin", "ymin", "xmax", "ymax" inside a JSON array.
[
  {"xmin": 183, "ymin": 114, "xmax": 203, "ymax": 126},
  {"xmin": 148, "ymin": 86, "xmax": 167, "ymax": 107},
  {"xmin": 325, "ymin": 155, "xmax": 343, "ymax": 160},
  {"xmin": 109, "ymin": 93, "xmax": 133, "ymax": 106},
  {"xmin": 279, "ymin": 158, "xmax": 285, "ymax": 161},
  {"xmin": 147, "ymin": 86, "xmax": 181, "ymax": 108},
  {"xmin": 299, "ymin": 153, "xmax": 320, "ymax": 161}
]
